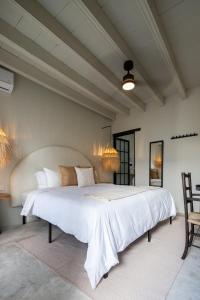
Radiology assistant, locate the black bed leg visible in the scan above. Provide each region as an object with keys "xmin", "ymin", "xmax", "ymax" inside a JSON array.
[
  {"xmin": 22, "ymin": 216, "xmax": 26, "ymax": 225},
  {"xmin": 103, "ymin": 272, "xmax": 108, "ymax": 279},
  {"xmin": 170, "ymin": 217, "xmax": 172, "ymax": 224},
  {"xmin": 147, "ymin": 230, "xmax": 151, "ymax": 242},
  {"xmin": 48, "ymin": 223, "xmax": 52, "ymax": 243}
]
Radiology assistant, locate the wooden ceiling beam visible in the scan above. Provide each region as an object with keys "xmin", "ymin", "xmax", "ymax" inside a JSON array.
[
  {"xmin": 13, "ymin": 0, "xmax": 145, "ymax": 111},
  {"xmin": 135, "ymin": 0, "xmax": 186, "ymax": 99},
  {"xmin": 0, "ymin": 18, "xmax": 128, "ymax": 115},
  {"xmin": 79, "ymin": 0, "xmax": 165, "ymax": 105}
]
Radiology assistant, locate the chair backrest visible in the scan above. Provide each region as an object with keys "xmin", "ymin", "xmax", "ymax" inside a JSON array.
[{"xmin": 181, "ymin": 172, "xmax": 193, "ymax": 217}]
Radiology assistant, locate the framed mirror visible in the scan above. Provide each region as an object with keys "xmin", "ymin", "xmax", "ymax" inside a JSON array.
[{"xmin": 149, "ymin": 140, "xmax": 164, "ymax": 187}]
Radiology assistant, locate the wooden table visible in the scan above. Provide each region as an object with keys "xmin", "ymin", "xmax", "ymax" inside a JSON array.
[
  {"xmin": 0, "ymin": 193, "xmax": 11, "ymax": 234},
  {"xmin": 0, "ymin": 193, "xmax": 11, "ymax": 201}
]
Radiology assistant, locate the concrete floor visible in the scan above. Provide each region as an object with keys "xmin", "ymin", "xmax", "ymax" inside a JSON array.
[
  {"xmin": 166, "ymin": 228, "xmax": 200, "ymax": 300},
  {"xmin": 0, "ymin": 221, "xmax": 90, "ymax": 300},
  {"xmin": 0, "ymin": 220, "xmax": 199, "ymax": 300}
]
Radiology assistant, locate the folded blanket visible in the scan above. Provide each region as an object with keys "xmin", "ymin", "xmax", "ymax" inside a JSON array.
[{"xmin": 84, "ymin": 185, "xmax": 159, "ymax": 202}]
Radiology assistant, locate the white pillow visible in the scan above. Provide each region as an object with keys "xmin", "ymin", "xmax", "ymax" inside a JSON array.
[
  {"xmin": 35, "ymin": 171, "xmax": 48, "ymax": 189},
  {"xmin": 43, "ymin": 168, "xmax": 60, "ymax": 188},
  {"xmin": 75, "ymin": 167, "xmax": 95, "ymax": 187}
]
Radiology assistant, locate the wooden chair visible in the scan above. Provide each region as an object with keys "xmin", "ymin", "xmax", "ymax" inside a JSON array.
[{"xmin": 181, "ymin": 172, "xmax": 200, "ymax": 259}]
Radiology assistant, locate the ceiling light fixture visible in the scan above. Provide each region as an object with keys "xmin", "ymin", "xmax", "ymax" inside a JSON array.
[{"xmin": 122, "ymin": 60, "xmax": 135, "ymax": 91}]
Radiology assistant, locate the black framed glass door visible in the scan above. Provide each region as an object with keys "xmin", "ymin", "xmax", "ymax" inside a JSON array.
[
  {"xmin": 114, "ymin": 138, "xmax": 130, "ymax": 185},
  {"xmin": 113, "ymin": 128, "xmax": 141, "ymax": 186}
]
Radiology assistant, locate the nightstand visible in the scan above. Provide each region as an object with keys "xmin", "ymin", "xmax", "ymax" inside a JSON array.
[{"xmin": 0, "ymin": 193, "xmax": 11, "ymax": 234}]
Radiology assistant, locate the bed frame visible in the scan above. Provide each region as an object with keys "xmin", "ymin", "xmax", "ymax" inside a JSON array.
[
  {"xmin": 22, "ymin": 216, "xmax": 164, "ymax": 279},
  {"xmin": 22, "ymin": 216, "xmax": 172, "ymax": 242},
  {"xmin": 22, "ymin": 215, "xmax": 173, "ymax": 280}
]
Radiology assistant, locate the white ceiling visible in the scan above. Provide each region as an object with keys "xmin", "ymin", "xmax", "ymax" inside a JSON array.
[
  {"xmin": 155, "ymin": 0, "xmax": 200, "ymax": 89},
  {"xmin": 0, "ymin": 0, "xmax": 199, "ymax": 119}
]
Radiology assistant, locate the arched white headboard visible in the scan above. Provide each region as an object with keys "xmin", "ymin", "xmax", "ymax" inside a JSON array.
[{"xmin": 10, "ymin": 145, "xmax": 92, "ymax": 207}]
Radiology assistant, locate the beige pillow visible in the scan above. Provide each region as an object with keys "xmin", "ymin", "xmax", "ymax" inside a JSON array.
[
  {"xmin": 78, "ymin": 166, "xmax": 99, "ymax": 183},
  {"xmin": 75, "ymin": 167, "xmax": 95, "ymax": 187},
  {"xmin": 59, "ymin": 166, "xmax": 77, "ymax": 186}
]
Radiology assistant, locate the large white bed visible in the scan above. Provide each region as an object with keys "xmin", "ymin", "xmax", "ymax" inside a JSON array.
[{"xmin": 11, "ymin": 146, "xmax": 176, "ymax": 289}]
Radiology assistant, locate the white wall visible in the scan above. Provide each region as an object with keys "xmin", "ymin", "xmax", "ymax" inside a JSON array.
[
  {"xmin": 0, "ymin": 75, "xmax": 111, "ymax": 227},
  {"xmin": 113, "ymin": 87, "xmax": 200, "ymax": 213}
]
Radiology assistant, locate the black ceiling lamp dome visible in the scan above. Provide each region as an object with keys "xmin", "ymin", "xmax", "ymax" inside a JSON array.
[{"xmin": 122, "ymin": 60, "xmax": 135, "ymax": 91}]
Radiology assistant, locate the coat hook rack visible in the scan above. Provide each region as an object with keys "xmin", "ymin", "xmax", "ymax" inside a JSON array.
[{"xmin": 171, "ymin": 133, "xmax": 198, "ymax": 140}]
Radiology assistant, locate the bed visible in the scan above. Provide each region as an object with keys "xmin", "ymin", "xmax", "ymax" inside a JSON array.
[{"xmin": 10, "ymin": 146, "xmax": 176, "ymax": 289}]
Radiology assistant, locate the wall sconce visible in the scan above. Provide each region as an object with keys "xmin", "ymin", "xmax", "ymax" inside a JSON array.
[{"xmin": 0, "ymin": 128, "xmax": 12, "ymax": 167}]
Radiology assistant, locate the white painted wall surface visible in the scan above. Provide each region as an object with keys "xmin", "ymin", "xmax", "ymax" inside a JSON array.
[
  {"xmin": 113, "ymin": 87, "xmax": 200, "ymax": 213},
  {"xmin": 0, "ymin": 75, "xmax": 111, "ymax": 226}
]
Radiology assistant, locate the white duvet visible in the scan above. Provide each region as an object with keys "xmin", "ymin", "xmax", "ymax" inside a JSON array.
[{"xmin": 21, "ymin": 184, "xmax": 176, "ymax": 289}]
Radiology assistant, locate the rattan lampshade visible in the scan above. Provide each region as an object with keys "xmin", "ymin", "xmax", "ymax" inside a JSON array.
[
  {"xmin": 0, "ymin": 129, "xmax": 11, "ymax": 167},
  {"xmin": 102, "ymin": 145, "xmax": 120, "ymax": 172}
]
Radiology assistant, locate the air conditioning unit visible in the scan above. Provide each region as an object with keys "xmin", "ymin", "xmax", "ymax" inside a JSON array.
[{"xmin": 0, "ymin": 67, "xmax": 14, "ymax": 94}]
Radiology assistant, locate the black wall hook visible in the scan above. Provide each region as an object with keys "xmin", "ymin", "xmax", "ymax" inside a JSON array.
[{"xmin": 171, "ymin": 133, "xmax": 198, "ymax": 140}]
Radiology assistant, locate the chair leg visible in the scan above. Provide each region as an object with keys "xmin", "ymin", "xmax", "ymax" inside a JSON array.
[
  {"xmin": 22, "ymin": 216, "xmax": 26, "ymax": 225},
  {"xmin": 48, "ymin": 223, "xmax": 52, "ymax": 243},
  {"xmin": 169, "ymin": 216, "xmax": 172, "ymax": 224},
  {"xmin": 189, "ymin": 224, "xmax": 194, "ymax": 247},
  {"xmin": 147, "ymin": 230, "xmax": 151, "ymax": 242},
  {"xmin": 181, "ymin": 221, "xmax": 190, "ymax": 259}
]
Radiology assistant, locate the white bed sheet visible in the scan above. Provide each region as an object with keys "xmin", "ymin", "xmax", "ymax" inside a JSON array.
[{"xmin": 21, "ymin": 184, "xmax": 176, "ymax": 289}]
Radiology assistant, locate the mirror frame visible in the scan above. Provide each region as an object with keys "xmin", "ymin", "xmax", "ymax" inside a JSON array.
[{"xmin": 149, "ymin": 140, "xmax": 164, "ymax": 187}]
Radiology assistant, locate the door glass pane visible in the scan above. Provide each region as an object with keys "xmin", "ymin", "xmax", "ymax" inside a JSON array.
[
  {"xmin": 125, "ymin": 142, "xmax": 128, "ymax": 152},
  {"xmin": 121, "ymin": 163, "xmax": 125, "ymax": 173},
  {"xmin": 120, "ymin": 152, "xmax": 124, "ymax": 162},
  {"xmin": 121, "ymin": 174, "xmax": 125, "ymax": 185},
  {"xmin": 125, "ymin": 175, "xmax": 129, "ymax": 185},
  {"xmin": 125, "ymin": 164, "xmax": 128, "ymax": 173},
  {"xmin": 116, "ymin": 139, "xmax": 120, "ymax": 150},
  {"xmin": 125, "ymin": 153, "xmax": 128, "ymax": 162},
  {"xmin": 121, "ymin": 142, "xmax": 125, "ymax": 151},
  {"xmin": 116, "ymin": 174, "xmax": 120, "ymax": 185}
]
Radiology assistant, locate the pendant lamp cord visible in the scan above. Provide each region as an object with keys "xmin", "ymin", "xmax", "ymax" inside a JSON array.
[{"xmin": 102, "ymin": 125, "xmax": 112, "ymax": 145}]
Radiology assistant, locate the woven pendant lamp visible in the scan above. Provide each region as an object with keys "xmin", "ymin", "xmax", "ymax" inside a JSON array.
[
  {"xmin": 101, "ymin": 126, "xmax": 120, "ymax": 172},
  {"xmin": 0, "ymin": 129, "xmax": 11, "ymax": 167},
  {"xmin": 92, "ymin": 143, "xmax": 105, "ymax": 157},
  {"xmin": 102, "ymin": 145, "xmax": 120, "ymax": 172}
]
